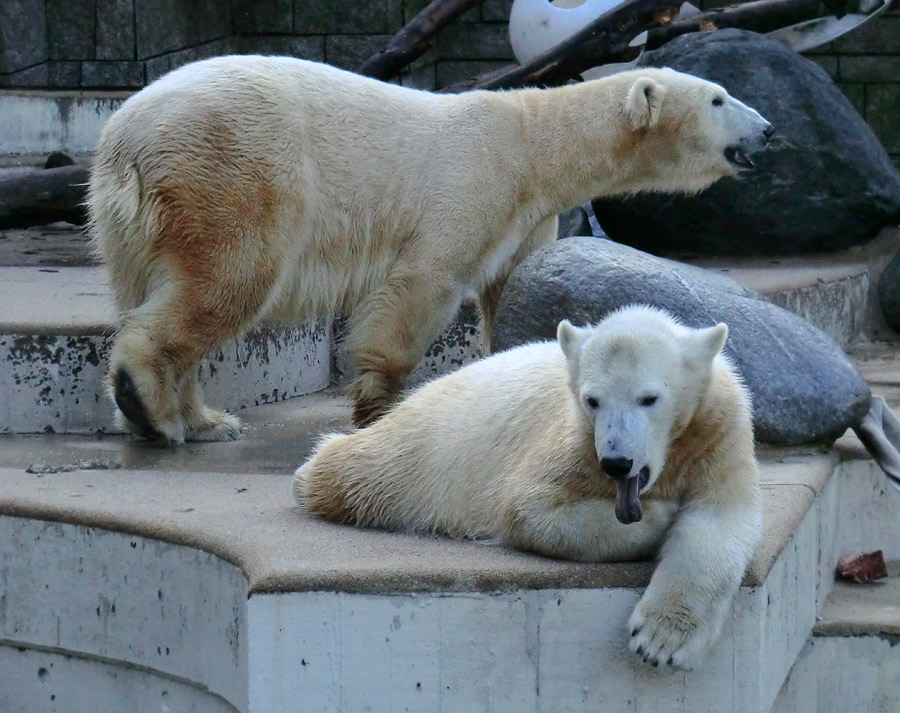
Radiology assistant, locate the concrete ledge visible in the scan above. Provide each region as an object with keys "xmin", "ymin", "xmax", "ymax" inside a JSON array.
[
  {"xmin": 0, "ymin": 91, "xmax": 129, "ymax": 160},
  {"xmin": 0, "ymin": 447, "xmax": 848, "ymax": 713},
  {"xmin": 683, "ymin": 255, "xmax": 870, "ymax": 348},
  {"xmin": 0, "ymin": 517, "xmax": 247, "ymax": 712},
  {"xmin": 0, "ymin": 267, "xmax": 331, "ymax": 434},
  {"xmin": 0, "ymin": 384, "xmax": 889, "ymax": 712}
]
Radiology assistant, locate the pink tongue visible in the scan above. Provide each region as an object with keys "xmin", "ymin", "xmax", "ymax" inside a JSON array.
[{"xmin": 614, "ymin": 477, "xmax": 643, "ymax": 524}]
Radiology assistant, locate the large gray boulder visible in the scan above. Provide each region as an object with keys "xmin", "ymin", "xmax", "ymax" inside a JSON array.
[
  {"xmin": 591, "ymin": 29, "xmax": 900, "ymax": 256},
  {"xmin": 493, "ymin": 237, "xmax": 871, "ymax": 446}
]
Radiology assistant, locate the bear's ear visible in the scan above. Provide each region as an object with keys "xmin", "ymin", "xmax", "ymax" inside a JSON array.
[
  {"xmin": 626, "ymin": 77, "xmax": 666, "ymax": 131},
  {"xmin": 689, "ymin": 322, "xmax": 728, "ymax": 366},
  {"xmin": 557, "ymin": 320, "xmax": 588, "ymax": 360}
]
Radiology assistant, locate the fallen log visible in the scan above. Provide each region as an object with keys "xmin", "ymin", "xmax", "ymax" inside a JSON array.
[
  {"xmin": 0, "ymin": 164, "xmax": 90, "ymax": 229},
  {"xmin": 359, "ymin": 0, "xmax": 485, "ymax": 81}
]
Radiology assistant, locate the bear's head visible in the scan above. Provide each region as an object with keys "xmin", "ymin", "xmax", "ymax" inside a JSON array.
[
  {"xmin": 587, "ymin": 67, "xmax": 773, "ymax": 196},
  {"xmin": 557, "ymin": 305, "xmax": 729, "ymax": 525}
]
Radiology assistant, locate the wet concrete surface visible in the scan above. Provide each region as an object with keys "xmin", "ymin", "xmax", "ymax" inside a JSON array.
[{"xmin": 0, "ymin": 387, "xmax": 352, "ymax": 476}]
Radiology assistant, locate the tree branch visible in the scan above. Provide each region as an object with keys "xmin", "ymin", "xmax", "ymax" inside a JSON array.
[{"xmin": 359, "ymin": 0, "xmax": 486, "ymax": 80}]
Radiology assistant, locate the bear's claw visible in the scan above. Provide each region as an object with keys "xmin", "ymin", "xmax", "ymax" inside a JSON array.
[{"xmin": 114, "ymin": 368, "xmax": 162, "ymax": 440}]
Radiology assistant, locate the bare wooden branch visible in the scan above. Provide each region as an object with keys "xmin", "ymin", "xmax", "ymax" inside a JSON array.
[
  {"xmin": 359, "ymin": 0, "xmax": 485, "ymax": 81},
  {"xmin": 645, "ymin": 0, "xmax": 826, "ymax": 49},
  {"xmin": 459, "ymin": 0, "xmax": 685, "ymax": 90},
  {"xmin": 449, "ymin": 0, "xmax": 831, "ymax": 91},
  {"xmin": 0, "ymin": 165, "xmax": 90, "ymax": 229}
]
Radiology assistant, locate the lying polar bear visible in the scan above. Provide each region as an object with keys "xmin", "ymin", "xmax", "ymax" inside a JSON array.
[
  {"xmin": 89, "ymin": 55, "xmax": 772, "ymax": 442},
  {"xmin": 295, "ymin": 305, "xmax": 761, "ymax": 669}
]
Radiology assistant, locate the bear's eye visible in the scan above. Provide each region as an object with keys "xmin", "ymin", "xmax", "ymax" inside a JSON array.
[
  {"xmin": 712, "ymin": 97, "xmax": 724, "ymax": 107},
  {"xmin": 639, "ymin": 395, "xmax": 658, "ymax": 407},
  {"xmin": 585, "ymin": 396, "xmax": 600, "ymax": 409}
]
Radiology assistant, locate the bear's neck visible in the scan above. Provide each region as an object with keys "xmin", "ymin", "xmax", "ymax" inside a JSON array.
[{"xmin": 507, "ymin": 82, "xmax": 649, "ymax": 214}]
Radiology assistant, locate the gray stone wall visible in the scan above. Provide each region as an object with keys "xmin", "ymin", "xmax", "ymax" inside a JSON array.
[
  {"xmin": 803, "ymin": 4, "xmax": 900, "ymax": 171},
  {"xmin": 0, "ymin": 0, "xmax": 896, "ymax": 166},
  {"xmin": 0, "ymin": 0, "xmax": 515, "ymax": 89}
]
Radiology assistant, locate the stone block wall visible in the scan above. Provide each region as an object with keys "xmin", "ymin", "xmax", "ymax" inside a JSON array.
[
  {"xmin": 802, "ymin": 3, "xmax": 900, "ymax": 170},
  {"xmin": 0, "ymin": 0, "xmax": 515, "ymax": 89},
  {"xmin": 0, "ymin": 0, "xmax": 897, "ymax": 165}
]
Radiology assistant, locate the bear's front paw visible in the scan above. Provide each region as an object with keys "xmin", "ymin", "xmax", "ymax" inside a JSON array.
[{"xmin": 627, "ymin": 597, "xmax": 719, "ymax": 670}]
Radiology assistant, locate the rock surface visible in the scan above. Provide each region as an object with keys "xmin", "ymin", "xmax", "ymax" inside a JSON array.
[
  {"xmin": 591, "ymin": 29, "xmax": 900, "ymax": 256},
  {"xmin": 878, "ymin": 248, "xmax": 900, "ymax": 332},
  {"xmin": 493, "ymin": 237, "xmax": 871, "ymax": 445},
  {"xmin": 556, "ymin": 204, "xmax": 594, "ymax": 240}
]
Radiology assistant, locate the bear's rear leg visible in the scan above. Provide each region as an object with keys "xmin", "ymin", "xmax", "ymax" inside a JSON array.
[
  {"xmin": 108, "ymin": 324, "xmax": 187, "ymax": 444},
  {"xmin": 113, "ymin": 367, "xmax": 162, "ymax": 440},
  {"xmin": 108, "ymin": 286, "xmax": 259, "ymax": 444}
]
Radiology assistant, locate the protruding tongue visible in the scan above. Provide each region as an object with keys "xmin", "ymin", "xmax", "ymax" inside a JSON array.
[{"xmin": 614, "ymin": 476, "xmax": 643, "ymax": 524}]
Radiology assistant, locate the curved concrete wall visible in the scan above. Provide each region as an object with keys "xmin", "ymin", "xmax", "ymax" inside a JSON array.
[{"xmin": 0, "ymin": 517, "xmax": 248, "ymax": 712}]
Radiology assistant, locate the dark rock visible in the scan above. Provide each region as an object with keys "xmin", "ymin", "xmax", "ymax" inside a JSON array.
[
  {"xmin": 294, "ymin": 0, "xmax": 403, "ymax": 34},
  {"xmin": 44, "ymin": 152, "xmax": 74, "ymax": 169},
  {"xmin": 135, "ymin": 0, "xmax": 230, "ymax": 60},
  {"xmin": 47, "ymin": 61, "xmax": 81, "ymax": 88},
  {"xmin": 493, "ymin": 237, "xmax": 871, "ymax": 446},
  {"xmin": 591, "ymin": 30, "xmax": 900, "ymax": 257},
  {"xmin": 557, "ymin": 204, "xmax": 594, "ymax": 240},
  {"xmin": 232, "ymin": 0, "xmax": 293, "ymax": 35},
  {"xmin": 878, "ymin": 249, "xmax": 900, "ymax": 332},
  {"xmin": 81, "ymin": 61, "xmax": 144, "ymax": 88}
]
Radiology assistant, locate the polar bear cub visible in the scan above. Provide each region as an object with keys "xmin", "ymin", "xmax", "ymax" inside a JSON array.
[{"xmin": 295, "ymin": 305, "xmax": 761, "ymax": 669}]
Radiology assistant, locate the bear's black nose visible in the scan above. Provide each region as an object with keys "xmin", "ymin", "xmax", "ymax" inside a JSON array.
[
  {"xmin": 764, "ymin": 123, "xmax": 776, "ymax": 141},
  {"xmin": 601, "ymin": 457, "xmax": 633, "ymax": 479}
]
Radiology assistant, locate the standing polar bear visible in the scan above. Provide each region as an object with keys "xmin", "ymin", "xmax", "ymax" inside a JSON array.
[
  {"xmin": 89, "ymin": 55, "xmax": 772, "ymax": 443},
  {"xmin": 295, "ymin": 306, "xmax": 761, "ymax": 669}
]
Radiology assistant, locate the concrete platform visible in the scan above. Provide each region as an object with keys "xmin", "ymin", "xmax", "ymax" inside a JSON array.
[
  {"xmin": 0, "ymin": 393, "xmax": 849, "ymax": 713},
  {"xmin": 771, "ymin": 564, "xmax": 900, "ymax": 713},
  {"xmin": 2, "ymin": 341, "xmax": 899, "ymax": 712}
]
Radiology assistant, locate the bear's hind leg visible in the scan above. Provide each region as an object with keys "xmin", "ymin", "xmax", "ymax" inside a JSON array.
[
  {"xmin": 109, "ymin": 278, "xmax": 269, "ymax": 444},
  {"xmin": 345, "ymin": 264, "xmax": 458, "ymax": 427}
]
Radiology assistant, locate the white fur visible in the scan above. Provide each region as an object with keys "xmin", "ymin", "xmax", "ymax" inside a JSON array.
[
  {"xmin": 295, "ymin": 305, "xmax": 761, "ymax": 670},
  {"xmin": 89, "ymin": 56, "xmax": 772, "ymax": 439}
]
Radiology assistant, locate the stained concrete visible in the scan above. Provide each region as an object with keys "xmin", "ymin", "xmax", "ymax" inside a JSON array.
[{"xmin": 815, "ymin": 563, "xmax": 900, "ymax": 637}]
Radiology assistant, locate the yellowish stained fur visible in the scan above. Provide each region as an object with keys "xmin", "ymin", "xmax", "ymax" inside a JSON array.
[{"xmin": 89, "ymin": 56, "xmax": 768, "ymax": 441}]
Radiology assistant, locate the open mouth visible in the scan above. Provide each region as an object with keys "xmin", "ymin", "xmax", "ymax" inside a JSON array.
[
  {"xmin": 613, "ymin": 467, "xmax": 651, "ymax": 525},
  {"xmin": 724, "ymin": 146, "xmax": 754, "ymax": 169}
]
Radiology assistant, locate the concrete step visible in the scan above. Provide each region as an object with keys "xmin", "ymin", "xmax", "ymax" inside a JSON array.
[
  {"xmin": 683, "ymin": 252, "xmax": 870, "ymax": 349},
  {"xmin": 0, "ymin": 90, "xmax": 127, "ymax": 163},
  {"xmin": 772, "ymin": 567, "xmax": 900, "ymax": 713},
  {"xmin": 0, "ymin": 265, "xmax": 332, "ymax": 434}
]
